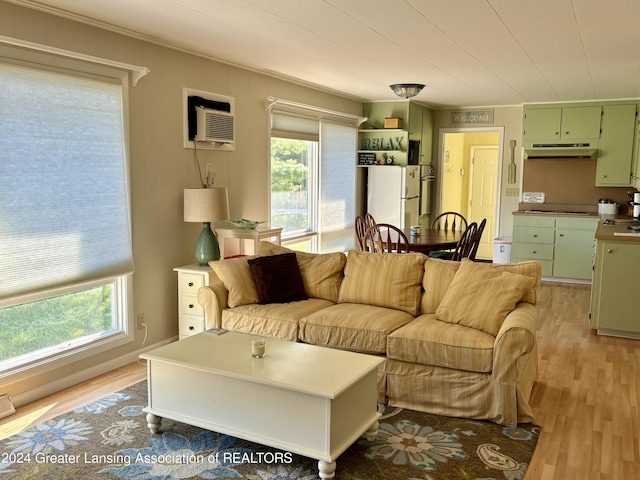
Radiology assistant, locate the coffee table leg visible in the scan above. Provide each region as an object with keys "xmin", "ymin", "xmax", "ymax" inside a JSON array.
[
  {"xmin": 146, "ymin": 413, "xmax": 162, "ymax": 434},
  {"xmin": 318, "ymin": 460, "xmax": 336, "ymax": 479},
  {"xmin": 365, "ymin": 419, "xmax": 379, "ymax": 441}
]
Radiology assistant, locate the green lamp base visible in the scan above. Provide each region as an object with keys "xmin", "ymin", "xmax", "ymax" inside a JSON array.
[{"xmin": 194, "ymin": 222, "xmax": 221, "ymax": 266}]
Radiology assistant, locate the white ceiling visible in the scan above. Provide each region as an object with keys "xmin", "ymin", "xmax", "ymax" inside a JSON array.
[{"xmin": 11, "ymin": 0, "xmax": 640, "ymax": 108}]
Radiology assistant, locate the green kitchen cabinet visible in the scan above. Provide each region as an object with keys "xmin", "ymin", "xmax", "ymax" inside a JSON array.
[
  {"xmin": 523, "ymin": 105, "xmax": 602, "ymax": 141},
  {"xmin": 596, "ymin": 103, "xmax": 637, "ymax": 186},
  {"xmin": 512, "ymin": 215, "xmax": 598, "ymax": 280},
  {"xmin": 554, "ymin": 217, "xmax": 599, "ymax": 280},
  {"xmin": 590, "ymin": 239, "xmax": 640, "ymax": 334}
]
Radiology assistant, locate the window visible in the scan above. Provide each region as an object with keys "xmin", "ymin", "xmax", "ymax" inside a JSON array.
[
  {"xmin": 0, "ymin": 58, "xmax": 133, "ymax": 375},
  {"xmin": 270, "ymin": 110, "xmax": 358, "ymax": 253}
]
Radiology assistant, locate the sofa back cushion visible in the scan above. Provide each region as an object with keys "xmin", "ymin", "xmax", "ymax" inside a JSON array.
[
  {"xmin": 210, "ymin": 257, "xmax": 259, "ymax": 307},
  {"xmin": 421, "ymin": 257, "xmax": 541, "ymax": 314},
  {"xmin": 435, "ymin": 259, "xmax": 537, "ymax": 337},
  {"xmin": 338, "ymin": 249, "xmax": 425, "ymax": 316},
  {"xmin": 258, "ymin": 242, "xmax": 346, "ymax": 303}
]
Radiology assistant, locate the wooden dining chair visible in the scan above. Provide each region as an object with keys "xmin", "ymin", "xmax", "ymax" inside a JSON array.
[
  {"xmin": 355, "ymin": 216, "xmax": 367, "ymax": 250},
  {"xmin": 431, "ymin": 212, "xmax": 468, "ymax": 232},
  {"xmin": 428, "ymin": 212, "xmax": 468, "ymax": 258},
  {"xmin": 362, "ymin": 223, "xmax": 410, "ymax": 254},
  {"xmin": 469, "ymin": 218, "xmax": 487, "ymax": 260},
  {"xmin": 451, "ymin": 222, "xmax": 478, "ymax": 261}
]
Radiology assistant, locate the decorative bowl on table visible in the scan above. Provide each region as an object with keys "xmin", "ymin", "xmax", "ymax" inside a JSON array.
[{"xmin": 227, "ymin": 219, "xmax": 265, "ymax": 229}]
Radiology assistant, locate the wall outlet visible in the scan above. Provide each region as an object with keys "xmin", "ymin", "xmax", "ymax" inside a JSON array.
[
  {"xmin": 136, "ymin": 313, "xmax": 145, "ymax": 330},
  {"xmin": 505, "ymin": 187, "xmax": 520, "ymax": 197}
]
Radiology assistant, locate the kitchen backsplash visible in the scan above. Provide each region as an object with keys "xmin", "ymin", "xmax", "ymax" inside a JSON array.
[{"xmin": 522, "ymin": 158, "xmax": 636, "ymax": 208}]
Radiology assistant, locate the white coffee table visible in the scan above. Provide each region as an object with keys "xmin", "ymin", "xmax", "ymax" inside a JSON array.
[{"xmin": 140, "ymin": 331, "xmax": 384, "ymax": 479}]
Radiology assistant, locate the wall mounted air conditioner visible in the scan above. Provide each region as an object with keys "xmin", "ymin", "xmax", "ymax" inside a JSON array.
[{"xmin": 195, "ymin": 106, "xmax": 235, "ymax": 146}]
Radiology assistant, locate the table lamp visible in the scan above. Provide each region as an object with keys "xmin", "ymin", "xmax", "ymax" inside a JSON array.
[{"xmin": 184, "ymin": 187, "xmax": 230, "ymax": 265}]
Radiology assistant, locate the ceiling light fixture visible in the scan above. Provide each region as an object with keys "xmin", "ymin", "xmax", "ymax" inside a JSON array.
[{"xmin": 389, "ymin": 83, "xmax": 425, "ymax": 99}]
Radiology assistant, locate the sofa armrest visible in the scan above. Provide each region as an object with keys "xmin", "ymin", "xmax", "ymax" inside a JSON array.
[
  {"xmin": 492, "ymin": 302, "xmax": 538, "ymax": 383},
  {"xmin": 197, "ymin": 282, "xmax": 229, "ymax": 330}
]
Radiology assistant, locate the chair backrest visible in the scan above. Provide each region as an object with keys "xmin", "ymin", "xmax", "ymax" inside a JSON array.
[
  {"xmin": 355, "ymin": 216, "xmax": 367, "ymax": 250},
  {"xmin": 364, "ymin": 213, "xmax": 376, "ymax": 229},
  {"xmin": 469, "ymin": 218, "xmax": 487, "ymax": 260},
  {"xmin": 451, "ymin": 222, "xmax": 478, "ymax": 261},
  {"xmin": 362, "ymin": 223, "xmax": 410, "ymax": 254},
  {"xmin": 431, "ymin": 212, "xmax": 468, "ymax": 232}
]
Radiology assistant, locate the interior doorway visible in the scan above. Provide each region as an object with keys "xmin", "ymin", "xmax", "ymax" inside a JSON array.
[{"xmin": 438, "ymin": 128, "xmax": 504, "ymax": 260}]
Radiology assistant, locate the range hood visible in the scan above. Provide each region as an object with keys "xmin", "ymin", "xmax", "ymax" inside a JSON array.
[{"xmin": 524, "ymin": 142, "xmax": 599, "ymax": 159}]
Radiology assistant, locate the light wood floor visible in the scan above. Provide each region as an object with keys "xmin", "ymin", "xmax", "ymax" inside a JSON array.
[{"xmin": 1, "ymin": 282, "xmax": 638, "ymax": 479}]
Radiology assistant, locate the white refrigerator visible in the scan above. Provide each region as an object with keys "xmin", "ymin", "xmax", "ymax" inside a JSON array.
[{"xmin": 367, "ymin": 165, "xmax": 420, "ymax": 229}]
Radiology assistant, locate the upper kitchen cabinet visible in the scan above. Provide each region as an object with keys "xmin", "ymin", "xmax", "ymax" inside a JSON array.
[
  {"xmin": 523, "ymin": 105, "xmax": 602, "ymax": 141},
  {"xmin": 596, "ymin": 103, "xmax": 637, "ymax": 186}
]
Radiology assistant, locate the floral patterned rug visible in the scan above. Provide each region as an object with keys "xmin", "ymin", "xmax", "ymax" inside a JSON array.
[{"xmin": 0, "ymin": 381, "xmax": 539, "ymax": 479}]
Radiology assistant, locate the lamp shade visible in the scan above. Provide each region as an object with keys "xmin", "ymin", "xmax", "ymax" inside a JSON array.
[
  {"xmin": 184, "ymin": 187, "xmax": 230, "ymax": 223},
  {"xmin": 389, "ymin": 83, "xmax": 425, "ymax": 99}
]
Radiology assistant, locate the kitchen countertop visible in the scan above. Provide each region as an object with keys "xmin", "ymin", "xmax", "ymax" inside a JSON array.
[
  {"xmin": 513, "ymin": 209, "xmax": 599, "ymax": 217},
  {"xmin": 595, "ymin": 215, "xmax": 640, "ymax": 242}
]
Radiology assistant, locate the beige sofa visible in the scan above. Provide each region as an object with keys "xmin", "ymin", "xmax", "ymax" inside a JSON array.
[{"xmin": 198, "ymin": 241, "xmax": 542, "ymax": 426}]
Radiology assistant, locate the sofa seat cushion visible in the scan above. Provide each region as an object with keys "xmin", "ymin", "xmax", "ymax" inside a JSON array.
[
  {"xmin": 222, "ymin": 298, "xmax": 334, "ymax": 342},
  {"xmin": 387, "ymin": 314, "xmax": 495, "ymax": 373},
  {"xmin": 299, "ymin": 303, "xmax": 414, "ymax": 354}
]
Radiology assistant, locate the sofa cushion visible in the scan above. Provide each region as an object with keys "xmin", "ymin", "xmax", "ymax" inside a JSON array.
[
  {"xmin": 435, "ymin": 259, "xmax": 536, "ymax": 336},
  {"xmin": 222, "ymin": 298, "xmax": 334, "ymax": 342},
  {"xmin": 299, "ymin": 303, "xmax": 414, "ymax": 354},
  {"xmin": 258, "ymin": 242, "xmax": 346, "ymax": 303},
  {"xmin": 387, "ymin": 314, "xmax": 495, "ymax": 373},
  {"xmin": 210, "ymin": 257, "xmax": 259, "ymax": 307},
  {"xmin": 337, "ymin": 249, "xmax": 425, "ymax": 316},
  {"xmin": 248, "ymin": 253, "xmax": 308, "ymax": 304},
  {"xmin": 421, "ymin": 258, "xmax": 542, "ymax": 314}
]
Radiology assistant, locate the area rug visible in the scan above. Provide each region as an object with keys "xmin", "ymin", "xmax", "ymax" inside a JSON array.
[{"xmin": 0, "ymin": 381, "xmax": 539, "ymax": 479}]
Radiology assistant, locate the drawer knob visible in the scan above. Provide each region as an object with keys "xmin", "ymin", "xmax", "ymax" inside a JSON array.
[
  {"xmin": 532, "ymin": 234, "xmax": 538, "ymax": 238},
  {"xmin": 188, "ymin": 303, "xmax": 195, "ymax": 309},
  {"xmin": 559, "ymin": 234, "xmax": 564, "ymax": 237},
  {"xmin": 188, "ymin": 282, "xmax": 194, "ymax": 287},
  {"xmin": 607, "ymin": 249, "xmax": 613, "ymax": 253},
  {"xmin": 532, "ymin": 250, "xmax": 537, "ymax": 254},
  {"xmin": 189, "ymin": 326, "xmax": 194, "ymax": 330}
]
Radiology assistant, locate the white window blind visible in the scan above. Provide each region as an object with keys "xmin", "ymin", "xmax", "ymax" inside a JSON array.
[
  {"xmin": 320, "ymin": 121, "xmax": 357, "ymax": 252},
  {"xmin": 0, "ymin": 61, "xmax": 134, "ymax": 306}
]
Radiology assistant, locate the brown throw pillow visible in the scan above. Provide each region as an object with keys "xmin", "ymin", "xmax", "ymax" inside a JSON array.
[{"xmin": 248, "ymin": 253, "xmax": 308, "ymax": 304}]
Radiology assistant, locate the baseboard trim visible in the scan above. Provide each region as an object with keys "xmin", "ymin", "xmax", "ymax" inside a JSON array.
[{"xmin": 10, "ymin": 336, "xmax": 177, "ymax": 408}]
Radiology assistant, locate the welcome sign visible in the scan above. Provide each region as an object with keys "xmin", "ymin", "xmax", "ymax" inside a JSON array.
[{"xmin": 451, "ymin": 110, "xmax": 494, "ymax": 125}]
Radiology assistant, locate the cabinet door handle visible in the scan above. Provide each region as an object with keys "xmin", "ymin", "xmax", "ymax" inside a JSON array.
[
  {"xmin": 565, "ymin": 131, "xmax": 570, "ymax": 135},
  {"xmin": 532, "ymin": 250, "xmax": 537, "ymax": 254},
  {"xmin": 601, "ymin": 175, "xmax": 608, "ymax": 178},
  {"xmin": 188, "ymin": 303, "xmax": 195, "ymax": 309},
  {"xmin": 188, "ymin": 282, "xmax": 194, "ymax": 287},
  {"xmin": 532, "ymin": 234, "xmax": 538, "ymax": 238},
  {"xmin": 607, "ymin": 249, "xmax": 613, "ymax": 253},
  {"xmin": 559, "ymin": 233, "xmax": 564, "ymax": 237},
  {"xmin": 189, "ymin": 325, "xmax": 194, "ymax": 330}
]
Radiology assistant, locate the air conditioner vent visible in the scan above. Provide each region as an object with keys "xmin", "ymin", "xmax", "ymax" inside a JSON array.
[{"xmin": 195, "ymin": 107, "xmax": 234, "ymax": 144}]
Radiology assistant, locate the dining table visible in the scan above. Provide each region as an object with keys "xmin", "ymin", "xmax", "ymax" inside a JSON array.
[{"xmin": 402, "ymin": 228, "xmax": 462, "ymax": 253}]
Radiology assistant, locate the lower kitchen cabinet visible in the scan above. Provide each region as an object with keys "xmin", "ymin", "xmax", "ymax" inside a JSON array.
[
  {"xmin": 512, "ymin": 215, "xmax": 599, "ymax": 280},
  {"xmin": 590, "ymin": 239, "xmax": 640, "ymax": 335}
]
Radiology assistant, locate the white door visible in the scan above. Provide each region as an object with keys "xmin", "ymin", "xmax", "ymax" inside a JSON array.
[{"xmin": 468, "ymin": 147, "xmax": 499, "ymax": 260}]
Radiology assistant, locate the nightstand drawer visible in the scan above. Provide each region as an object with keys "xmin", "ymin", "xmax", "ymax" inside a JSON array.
[
  {"xmin": 180, "ymin": 315, "xmax": 205, "ymax": 337},
  {"xmin": 180, "ymin": 273, "xmax": 205, "ymax": 294},
  {"xmin": 179, "ymin": 295, "xmax": 203, "ymax": 316}
]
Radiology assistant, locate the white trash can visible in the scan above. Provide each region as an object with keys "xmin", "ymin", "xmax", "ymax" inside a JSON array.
[{"xmin": 493, "ymin": 237, "xmax": 512, "ymax": 264}]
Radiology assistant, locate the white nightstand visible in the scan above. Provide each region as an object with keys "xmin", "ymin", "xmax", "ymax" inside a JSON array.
[
  {"xmin": 214, "ymin": 225, "xmax": 283, "ymax": 258},
  {"xmin": 173, "ymin": 264, "xmax": 216, "ymax": 339}
]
